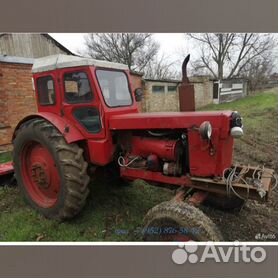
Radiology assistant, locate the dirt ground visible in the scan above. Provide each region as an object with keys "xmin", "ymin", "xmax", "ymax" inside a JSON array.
[{"xmin": 202, "ymin": 187, "xmax": 278, "ymax": 241}]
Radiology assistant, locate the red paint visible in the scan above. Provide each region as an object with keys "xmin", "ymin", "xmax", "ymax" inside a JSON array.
[
  {"xmin": 120, "ymin": 167, "xmax": 192, "ymax": 186},
  {"xmin": 188, "ymin": 128, "xmax": 233, "ymax": 177},
  {"xmin": 0, "ymin": 162, "xmax": 13, "ymax": 176},
  {"xmin": 87, "ymin": 138, "xmax": 115, "ymax": 166},
  {"xmin": 179, "ymin": 83, "xmax": 195, "ymax": 111},
  {"xmin": 115, "ymin": 111, "xmax": 233, "ymax": 177},
  {"xmin": 130, "ymin": 136, "xmax": 180, "ymax": 161},
  {"xmin": 24, "ymin": 66, "xmax": 139, "ymax": 166},
  {"xmin": 109, "ymin": 111, "xmax": 232, "ymax": 131},
  {"xmin": 14, "ymin": 62, "xmax": 236, "ymax": 181},
  {"xmin": 20, "ymin": 141, "xmax": 60, "ymax": 208},
  {"xmin": 13, "ymin": 113, "xmax": 84, "ymax": 144}
]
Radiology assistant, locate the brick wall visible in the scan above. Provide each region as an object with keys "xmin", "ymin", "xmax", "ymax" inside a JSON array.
[
  {"xmin": 142, "ymin": 78, "xmax": 213, "ymax": 113},
  {"xmin": 190, "ymin": 76, "xmax": 214, "ymax": 108},
  {"xmin": 143, "ymin": 81, "xmax": 180, "ymax": 112},
  {"xmin": 0, "ymin": 62, "xmax": 37, "ymax": 150}
]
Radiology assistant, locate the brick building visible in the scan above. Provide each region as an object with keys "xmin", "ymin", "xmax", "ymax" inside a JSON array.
[
  {"xmin": 0, "ymin": 33, "xmax": 73, "ymax": 150},
  {"xmin": 0, "ymin": 57, "xmax": 35, "ymax": 149},
  {"xmin": 142, "ymin": 76, "xmax": 214, "ymax": 113},
  {"xmin": 143, "ymin": 79, "xmax": 181, "ymax": 112}
]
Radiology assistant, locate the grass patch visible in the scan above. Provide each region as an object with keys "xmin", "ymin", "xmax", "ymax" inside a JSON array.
[
  {"xmin": 200, "ymin": 89, "xmax": 278, "ymax": 132},
  {"xmin": 0, "ymin": 180, "xmax": 173, "ymax": 241},
  {"xmin": 0, "ymin": 151, "xmax": 12, "ymax": 163},
  {"xmin": 200, "ymin": 89, "xmax": 278, "ymax": 113}
]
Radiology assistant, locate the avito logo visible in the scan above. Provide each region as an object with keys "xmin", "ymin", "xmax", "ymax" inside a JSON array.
[{"xmin": 172, "ymin": 242, "xmax": 267, "ymax": 264}]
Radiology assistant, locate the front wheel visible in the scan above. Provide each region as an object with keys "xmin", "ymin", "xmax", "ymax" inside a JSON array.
[
  {"xmin": 143, "ymin": 200, "xmax": 223, "ymax": 241},
  {"xmin": 13, "ymin": 118, "xmax": 90, "ymax": 220}
]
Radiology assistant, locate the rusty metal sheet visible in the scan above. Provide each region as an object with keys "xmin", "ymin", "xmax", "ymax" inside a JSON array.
[{"xmin": 178, "ymin": 84, "xmax": 195, "ymax": 112}]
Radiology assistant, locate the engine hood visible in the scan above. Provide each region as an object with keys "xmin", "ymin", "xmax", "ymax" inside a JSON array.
[{"xmin": 109, "ymin": 111, "xmax": 233, "ymax": 130}]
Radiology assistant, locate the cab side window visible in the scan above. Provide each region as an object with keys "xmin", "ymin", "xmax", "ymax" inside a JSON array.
[
  {"xmin": 37, "ymin": 76, "xmax": 55, "ymax": 105},
  {"xmin": 64, "ymin": 71, "xmax": 93, "ymax": 103},
  {"xmin": 73, "ymin": 107, "xmax": 101, "ymax": 134}
]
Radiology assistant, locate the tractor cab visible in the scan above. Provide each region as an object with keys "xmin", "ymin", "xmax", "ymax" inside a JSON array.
[{"xmin": 32, "ymin": 54, "xmax": 139, "ymax": 140}]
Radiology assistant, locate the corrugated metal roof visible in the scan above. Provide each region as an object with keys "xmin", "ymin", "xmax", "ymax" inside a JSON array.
[
  {"xmin": 0, "ymin": 55, "xmax": 34, "ymax": 64},
  {"xmin": 42, "ymin": 34, "xmax": 74, "ymax": 55},
  {"xmin": 144, "ymin": 78, "xmax": 181, "ymax": 83},
  {"xmin": 32, "ymin": 54, "xmax": 129, "ymax": 73},
  {"xmin": 0, "ymin": 33, "xmax": 74, "ymax": 55}
]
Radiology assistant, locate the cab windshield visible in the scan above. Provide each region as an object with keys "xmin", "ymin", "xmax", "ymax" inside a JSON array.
[{"xmin": 96, "ymin": 69, "xmax": 132, "ymax": 107}]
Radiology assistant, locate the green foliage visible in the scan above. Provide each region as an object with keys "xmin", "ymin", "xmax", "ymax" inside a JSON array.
[{"xmin": 0, "ymin": 151, "xmax": 12, "ymax": 163}]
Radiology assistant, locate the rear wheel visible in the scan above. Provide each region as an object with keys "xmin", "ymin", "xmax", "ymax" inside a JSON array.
[
  {"xmin": 13, "ymin": 118, "xmax": 90, "ymax": 220},
  {"xmin": 143, "ymin": 200, "xmax": 223, "ymax": 241}
]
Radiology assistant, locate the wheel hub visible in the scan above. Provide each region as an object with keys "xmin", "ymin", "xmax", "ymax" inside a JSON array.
[
  {"xmin": 31, "ymin": 163, "xmax": 50, "ymax": 189},
  {"xmin": 20, "ymin": 141, "xmax": 60, "ymax": 208}
]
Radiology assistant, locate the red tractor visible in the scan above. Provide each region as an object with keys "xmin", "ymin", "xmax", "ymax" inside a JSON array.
[{"xmin": 11, "ymin": 54, "xmax": 275, "ymax": 241}]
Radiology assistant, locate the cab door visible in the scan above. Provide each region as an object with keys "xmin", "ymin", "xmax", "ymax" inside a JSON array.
[{"xmin": 58, "ymin": 67, "xmax": 105, "ymax": 139}]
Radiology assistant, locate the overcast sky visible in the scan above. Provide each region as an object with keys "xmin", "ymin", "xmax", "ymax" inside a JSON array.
[
  {"xmin": 50, "ymin": 33, "xmax": 185, "ymax": 54},
  {"xmin": 49, "ymin": 33, "xmax": 278, "ymax": 74},
  {"xmin": 49, "ymin": 33, "xmax": 190, "ymax": 63}
]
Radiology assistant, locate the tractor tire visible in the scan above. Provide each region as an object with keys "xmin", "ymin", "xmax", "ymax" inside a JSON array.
[
  {"xmin": 204, "ymin": 193, "xmax": 245, "ymax": 211},
  {"xmin": 143, "ymin": 200, "xmax": 223, "ymax": 241},
  {"xmin": 13, "ymin": 118, "xmax": 90, "ymax": 220}
]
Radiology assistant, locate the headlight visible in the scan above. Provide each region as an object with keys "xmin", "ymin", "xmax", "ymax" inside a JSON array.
[
  {"xmin": 199, "ymin": 121, "xmax": 212, "ymax": 140},
  {"xmin": 231, "ymin": 111, "xmax": 243, "ymax": 138},
  {"xmin": 231, "ymin": 126, "xmax": 244, "ymax": 138}
]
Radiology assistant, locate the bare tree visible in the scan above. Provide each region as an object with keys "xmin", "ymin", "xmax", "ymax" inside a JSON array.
[
  {"xmin": 241, "ymin": 55, "xmax": 274, "ymax": 91},
  {"xmin": 144, "ymin": 55, "xmax": 180, "ymax": 80},
  {"xmin": 187, "ymin": 33, "xmax": 276, "ymax": 80},
  {"xmin": 84, "ymin": 33, "xmax": 159, "ymax": 72}
]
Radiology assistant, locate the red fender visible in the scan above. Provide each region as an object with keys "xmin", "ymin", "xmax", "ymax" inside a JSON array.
[{"xmin": 13, "ymin": 113, "xmax": 85, "ymax": 143}]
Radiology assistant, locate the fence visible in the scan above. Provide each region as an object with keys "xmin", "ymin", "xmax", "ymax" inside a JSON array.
[{"xmin": 213, "ymin": 79, "xmax": 248, "ymax": 103}]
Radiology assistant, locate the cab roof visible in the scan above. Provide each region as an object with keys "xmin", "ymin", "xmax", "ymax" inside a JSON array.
[{"xmin": 32, "ymin": 54, "xmax": 129, "ymax": 73}]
